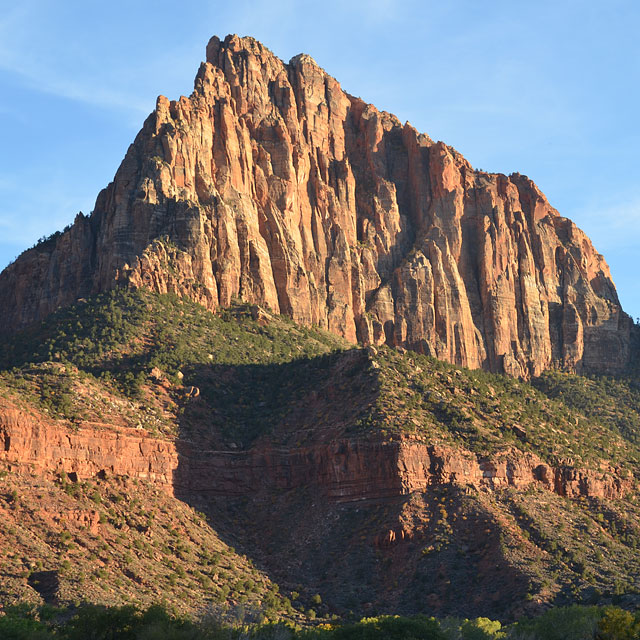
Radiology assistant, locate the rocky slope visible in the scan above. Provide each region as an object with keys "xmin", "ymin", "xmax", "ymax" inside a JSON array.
[
  {"xmin": 1, "ymin": 291, "xmax": 639, "ymax": 618},
  {"xmin": 0, "ymin": 455, "xmax": 291, "ymax": 617},
  {"xmin": 0, "ymin": 35, "xmax": 631, "ymax": 377}
]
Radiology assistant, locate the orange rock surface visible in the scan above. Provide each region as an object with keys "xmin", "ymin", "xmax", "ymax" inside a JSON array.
[
  {"xmin": 1, "ymin": 403, "xmax": 628, "ymax": 502},
  {"xmin": 0, "ymin": 403, "xmax": 177, "ymax": 490},
  {"xmin": 0, "ymin": 35, "xmax": 631, "ymax": 376}
]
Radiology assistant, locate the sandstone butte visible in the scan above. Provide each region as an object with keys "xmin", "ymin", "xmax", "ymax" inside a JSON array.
[{"xmin": 0, "ymin": 34, "xmax": 632, "ymax": 378}]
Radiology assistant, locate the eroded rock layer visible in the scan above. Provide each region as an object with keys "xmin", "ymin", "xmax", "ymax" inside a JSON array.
[
  {"xmin": 0, "ymin": 404, "xmax": 177, "ymax": 490},
  {"xmin": 0, "ymin": 403, "xmax": 629, "ymax": 502},
  {"xmin": 0, "ymin": 35, "xmax": 630, "ymax": 375}
]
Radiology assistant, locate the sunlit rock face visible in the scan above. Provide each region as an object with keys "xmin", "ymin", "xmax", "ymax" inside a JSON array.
[{"xmin": 0, "ymin": 34, "xmax": 630, "ymax": 376}]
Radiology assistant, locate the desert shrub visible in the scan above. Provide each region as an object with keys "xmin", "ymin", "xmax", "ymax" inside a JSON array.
[
  {"xmin": 440, "ymin": 617, "xmax": 505, "ymax": 639},
  {"xmin": 311, "ymin": 615, "xmax": 446, "ymax": 640},
  {"xmin": 596, "ymin": 606, "xmax": 640, "ymax": 640},
  {"xmin": 59, "ymin": 604, "xmax": 200, "ymax": 640},
  {"xmin": 0, "ymin": 606, "xmax": 52, "ymax": 640},
  {"xmin": 59, "ymin": 604, "xmax": 141, "ymax": 640},
  {"xmin": 510, "ymin": 605, "xmax": 600, "ymax": 640}
]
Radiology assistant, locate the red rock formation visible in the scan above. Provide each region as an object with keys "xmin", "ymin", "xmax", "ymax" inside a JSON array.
[
  {"xmin": 3, "ymin": 401, "xmax": 627, "ymax": 501},
  {"xmin": 0, "ymin": 403, "xmax": 178, "ymax": 490},
  {"xmin": 183, "ymin": 439, "xmax": 631, "ymax": 502},
  {"xmin": 0, "ymin": 35, "xmax": 630, "ymax": 376}
]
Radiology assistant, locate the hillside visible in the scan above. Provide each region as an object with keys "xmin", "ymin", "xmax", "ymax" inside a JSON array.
[{"xmin": 1, "ymin": 290, "xmax": 639, "ymax": 621}]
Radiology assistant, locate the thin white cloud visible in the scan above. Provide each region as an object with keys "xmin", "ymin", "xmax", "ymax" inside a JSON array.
[
  {"xmin": 0, "ymin": 3, "xmax": 152, "ymax": 118},
  {"xmin": 0, "ymin": 52, "xmax": 152, "ymax": 117}
]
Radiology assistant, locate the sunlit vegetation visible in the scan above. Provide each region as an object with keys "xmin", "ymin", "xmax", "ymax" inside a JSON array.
[{"xmin": 0, "ymin": 290, "xmax": 639, "ymax": 621}]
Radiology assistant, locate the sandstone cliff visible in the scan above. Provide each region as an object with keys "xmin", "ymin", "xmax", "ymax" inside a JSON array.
[
  {"xmin": 1, "ymin": 402, "xmax": 629, "ymax": 503},
  {"xmin": 0, "ymin": 35, "xmax": 630, "ymax": 376},
  {"xmin": 0, "ymin": 402, "xmax": 178, "ymax": 490}
]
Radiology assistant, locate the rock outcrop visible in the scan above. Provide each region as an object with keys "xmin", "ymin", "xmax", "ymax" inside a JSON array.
[
  {"xmin": 1, "ymin": 402, "xmax": 629, "ymax": 502},
  {"xmin": 182, "ymin": 439, "xmax": 630, "ymax": 502},
  {"xmin": 0, "ymin": 404, "xmax": 178, "ymax": 490},
  {"xmin": 0, "ymin": 35, "xmax": 630, "ymax": 376}
]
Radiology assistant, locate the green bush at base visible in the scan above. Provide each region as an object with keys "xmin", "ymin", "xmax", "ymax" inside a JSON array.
[{"xmin": 1, "ymin": 603, "xmax": 639, "ymax": 640}]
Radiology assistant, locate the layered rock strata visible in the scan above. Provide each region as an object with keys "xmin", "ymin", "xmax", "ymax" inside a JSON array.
[
  {"xmin": 1, "ymin": 404, "xmax": 629, "ymax": 501},
  {"xmin": 182, "ymin": 439, "xmax": 630, "ymax": 502},
  {"xmin": 0, "ymin": 35, "xmax": 630, "ymax": 375},
  {"xmin": 0, "ymin": 404, "xmax": 177, "ymax": 490}
]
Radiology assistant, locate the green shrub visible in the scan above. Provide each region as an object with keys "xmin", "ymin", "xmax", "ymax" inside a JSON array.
[
  {"xmin": 326, "ymin": 616, "xmax": 445, "ymax": 640},
  {"xmin": 596, "ymin": 607, "xmax": 640, "ymax": 640},
  {"xmin": 512, "ymin": 605, "xmax": 600, "ymax": 640},
  {"xmin": 0, "ymin": 606, "xmax": 52, "ymax": 640}
]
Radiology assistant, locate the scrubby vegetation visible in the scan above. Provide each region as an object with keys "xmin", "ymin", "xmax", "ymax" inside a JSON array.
[
  {"xmin": 2, "ymin": 288, "xmax": 640, "ymax": 468},
  {"xmin": 0, "ymin": 288, "xmax": 346, "ymax": 398},
  {"xmin": 0, "ymin": 468, "xmax": 294, "ymax": 620},
  {"xmin": 0, "ymin": 289, "xmax": 349, "ymax": 441},
  {"xmin": 0, "ymin": 603, "xmax": 639, "ymax": 639},
  {"xmin": 1, "ymin": 289, "xmax": 640, "ymax": 620},
  {"xmin": 532, "ymin": 371, "xmax": 640, "ymax": 448},
  {"xmin": 355, "ymin": 346, "xmax": 640, "ymax": 472}
]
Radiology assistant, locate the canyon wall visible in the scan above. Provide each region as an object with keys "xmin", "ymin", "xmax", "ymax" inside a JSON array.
[
  {"xmin": 0, "ymin": 35, "xmax": 630, "ymax": 376},
  {"xmin": 181, "ymin": 439, "xmax": 630, "ymax": 502}
]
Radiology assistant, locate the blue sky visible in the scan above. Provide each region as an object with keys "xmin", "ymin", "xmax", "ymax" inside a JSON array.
[{"xmin": 1, "ymin": 0, "xmax": 638, "ymax": 319}]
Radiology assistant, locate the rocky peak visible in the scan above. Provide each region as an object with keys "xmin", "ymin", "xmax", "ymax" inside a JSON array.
[
  {"xmin": 0, "ymin": 34, "xmax": 631, "ymax": 377},
  {"xmin": 289, "ymin": 53, "xmax": 320, "ymax": 67}
]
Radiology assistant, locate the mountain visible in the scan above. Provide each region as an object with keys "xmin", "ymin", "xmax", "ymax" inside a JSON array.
[
  {"xmin": 1, "ymin": 34, "xmax": 639, "ymax": 627},
  {"xmin": 0, "ymin": 34, "xmax": 632, "ymax": 378}
]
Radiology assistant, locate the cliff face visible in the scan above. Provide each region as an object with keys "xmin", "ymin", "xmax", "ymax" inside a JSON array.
[
  {"xmin": 2, "ymin": 392, "xmax": 636, "ymax": 620},
  {"xmin": 0, "ymin": 35, "xmax": 630, "ymax": 376},
  {"xmin": 1, "ymin": 402, "xmax": 629, "ymax": 503},
  {"xmin": 0, "ymin": 403, "xmax": 178, "ymax": 490},
  {"xmin": 183, "ymin": 439, "xmax": 632, "ymax": 502}
]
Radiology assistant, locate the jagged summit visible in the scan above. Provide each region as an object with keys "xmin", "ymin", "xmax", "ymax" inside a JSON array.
[
  {"xmin": 0, "ymin": 34, "xmax": 631, "ymax": 377},
  {"xmin": 206, "ymin": 33, "xmax": 268, "ymax": 62},
  {"xmin": 289, "ymin": 52, "xmax": 320, "ymax": 67},
  {"xmin": 0, "ymin": 36, "xmax": 639, "ymax": 617},
  {"xmin": 206, "ymin": 34, "xmax": 322, "ymax": 70}
]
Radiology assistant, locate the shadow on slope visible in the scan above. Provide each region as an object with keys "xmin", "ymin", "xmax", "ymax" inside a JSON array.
[{"xmin": 1, "ymin": 289, "xmax": 639, "ymax": 620}]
